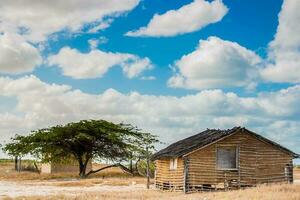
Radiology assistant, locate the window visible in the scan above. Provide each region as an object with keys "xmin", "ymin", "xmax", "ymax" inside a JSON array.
[
  {"xmin": 169, "ymin": 158, "xmax": 177, "ymax": 170},
  {"xmin": 217, "ymin": 146, "xmax": 237, "ymax": 170}
]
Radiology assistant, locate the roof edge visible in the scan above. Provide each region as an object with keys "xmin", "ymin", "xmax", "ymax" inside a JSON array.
[{"xmin": 182, "ymin": 127, "xmax": 241, "ymax": 157}]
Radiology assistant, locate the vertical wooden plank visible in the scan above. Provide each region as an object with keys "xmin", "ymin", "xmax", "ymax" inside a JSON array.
[
  {"xmin": 154, "ymin": 161, "xmax": 157, "ymax": 188},
  {"xmin": 289, "ymin": 159, "xmax": 293, "ymax": 184},
  {"xmin": 237, "ymin": 145, "xmax": 241, "ymax": 189},
  {"xmin": 183, "ymin": 157, "xmax": 188, "ymax": 193},
  {"xmin": 18, "ymin": 157, "xmax": 22, "ymax": 172}
]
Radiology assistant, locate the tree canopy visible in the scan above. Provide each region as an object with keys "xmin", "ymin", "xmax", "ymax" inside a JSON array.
[{"xmin": 3, "ymin": 119, "xmax": 158, "ymax": 177}]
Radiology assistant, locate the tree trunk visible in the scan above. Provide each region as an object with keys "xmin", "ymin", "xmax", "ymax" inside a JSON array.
[
  {"xmin": 78, "ymin": 158, "xmax": 86, "ymax": 178},
  {"xmin": 33, "ymin": 161, "xmax": 40, "ymax": 173},
  {"xmin": 135, "ymin": 157, "xmax": 142, "ymax": 175},
  {"xmin": 78, "ymin": 155, "xmax": 91, "ymax": 178},
  {"xmin": 14, "ymin": 156, "xmax": 18, "ymax": 171},
  {"xmin": 130, "ymin": 159, "xmax": 133, "ymax": 174}
]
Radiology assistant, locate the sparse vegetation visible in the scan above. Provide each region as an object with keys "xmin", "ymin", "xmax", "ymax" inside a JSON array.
[{"xmin": 0, "ymin": 160, "xmax": 136, "ymax": 181}]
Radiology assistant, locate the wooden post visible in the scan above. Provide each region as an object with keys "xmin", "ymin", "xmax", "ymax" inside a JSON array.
[
  {"xmin": 288, "ymin": 160, "xmax": 293, "ymax": 184},
  {"xmin": 154, "ymin": 167, "xmax": 157, "ymax": 189},
  {"xmin": 183, "ymin": 157, "xmax": 188, "ymax": 193},
  {"xmin": 146, "ymin": 146, "xmax": 150, "ymax": 189},
  {"xmin": 224, "ymin": 172, "xmax": 228, "ymax": 191},
  {"xmin": 237, "ymin": 145, "xmax": 241, "ymax": 189},
  {"xmin": 18, "ymin": 157, "xmax": 21, "ymax": 172}
]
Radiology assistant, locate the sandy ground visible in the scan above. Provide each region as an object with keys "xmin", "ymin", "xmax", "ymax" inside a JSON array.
[{"xmin": 0, "ymin": 180, "xmax": 146, "ymax": 198}]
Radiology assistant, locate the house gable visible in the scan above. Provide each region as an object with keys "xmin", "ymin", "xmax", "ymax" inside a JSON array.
[{"xmin": 182, "ymin": 128, "xmax": 297, "ymax": 158}]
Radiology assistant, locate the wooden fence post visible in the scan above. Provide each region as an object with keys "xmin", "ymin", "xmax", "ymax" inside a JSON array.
[
  {"xmin": 183, "ymin": 157, "xmax": 188, "ymax": 193},
  {"xmin": 146, "ymin": 147, "xmax": 150, "ymax": 189},
  {"xmin": 18, "ymin": 157, "xmax": 21, "ymax": 172}
]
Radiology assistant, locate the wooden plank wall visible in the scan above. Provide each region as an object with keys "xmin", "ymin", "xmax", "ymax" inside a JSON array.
[
  {"xmin": 187, "ymin": 145, "xmax": 217, "ymax": 188},
  {"xmin": 155, "ymin": 158, "xmax": 184, "ymax": 191},
  {"xmin": 184, "ymin": 131, "xmax": 293, "ymax": 191},
  {"xmin": 255, "ymin": 140, "xmax": 293, "ymax": 184}
]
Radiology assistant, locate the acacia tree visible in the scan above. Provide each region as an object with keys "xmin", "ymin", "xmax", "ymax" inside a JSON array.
[{"xmin": 3, "ymin": 119, "xmax": 158, "ymax": 178}]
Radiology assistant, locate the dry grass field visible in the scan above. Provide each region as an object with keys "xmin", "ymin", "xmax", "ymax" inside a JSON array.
[
  {"xmin": 0, "ymin": 160, "xmax": 130, "ymax": 181},
  {"xmin": 294, "ymin": 167, "xmax": 300, "ymax": 180},
  {"xmin": 0, "ymin": 160, "xmax": 300, "ymax": 200}
]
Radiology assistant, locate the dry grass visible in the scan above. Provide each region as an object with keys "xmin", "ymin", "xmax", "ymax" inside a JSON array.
[
  {"xmin": 1, "ymin": 161, "xmax": 300, "ymax": 200},
  {"xmin": 294, "ymin": 168, "xmax": 300, "ymax": 180},
  {"xmin": 0, "ymin": 161, "xmax": 76, "ymax": 180},
  {"xmin": 2, "ymin": 184, "xmax": 300, "ymax": 200},
  {"xmin": 0, "ymin": 161, "xmax": 131, "ymax": 181}
]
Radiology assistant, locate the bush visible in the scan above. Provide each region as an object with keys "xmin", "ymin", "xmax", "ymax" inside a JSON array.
[{"xmin": 136, "ymin": 160, "xmax": 155, "ymax": 178}]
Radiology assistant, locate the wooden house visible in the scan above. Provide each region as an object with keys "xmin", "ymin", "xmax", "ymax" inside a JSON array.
[{"xmin": 152, "ymin": 127, "xmax": 299, "ymax": 192}]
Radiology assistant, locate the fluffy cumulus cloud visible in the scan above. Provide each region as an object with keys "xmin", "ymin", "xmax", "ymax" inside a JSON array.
[
  {"xmin": 0, "ymin": 0, "xmax": 140, "ymax": 42},
  {"xmin": 48, "ymin": 47, "xmax": 153, "ymax": 79},
  {"xmin": 0, "ymin": 0, "xmax": 140, "ymax": 75},
  {"xmin": 168, "ymin": 37, "xmax": 262, "ymax": 90},
  {"xmin": 260, "ymin": 0, "xmax": 300, "ymax": 82},
  {"xmin": 0, "ymin": 75, "xmax": 300, "ymax": 155},
  {"xmin": 126, "ymin": 0, "xmax": 228, "ymax": 37},
  {"xmin": 0, "ymin": 33, "xmax": 42, "ymax": 74}
]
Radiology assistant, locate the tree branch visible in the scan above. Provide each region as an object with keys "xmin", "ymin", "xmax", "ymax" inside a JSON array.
[
  {"xmin": 86, "ymin": 164, "xmax": 118, "ymax": 176},
  {"xmin": 86, "ymin": 163, "xmax": 133, "ymax": 177},
  {"xmin": 118, "ymin": 163, "xmax": 134, "ymax": 175}
]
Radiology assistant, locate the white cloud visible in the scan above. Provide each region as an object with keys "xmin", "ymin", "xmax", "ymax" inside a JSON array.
[
  {"xmin": 168, "ymin": 36, "xmax": 262, "ymax": 90},
  {"xmin": 260, "ymin": 0, "xmax": 300, "ymax": 82},
  {"xmin": 0, "ymin": 75, "xmax": 300, "ymax": 156},
  {"xmin": 0, "ymin": 33, "xmax": 42, "ymax": 74},
  {"xmin": 0, "ymin": 0, "xmax": 140, "ymax": 42},
  {"xmin": 0, "ymin": 1, "xmax": 139, "ymax": 75},
  {"xmin": 88, "ymin": 39, "xmax": 100, "ymax": 50},
  {"xmin": 86, "ymin": 37, "xmax": 109, "ymax": 50},
  {"xmin": 48, "ymin": 47, "xmax": 153, "ymax": 79},
  {"xmin": 140, "ymin": 76, "xmax": 156, "ymax": 81},
  {"xmin": 87, "ymin": 19, "xmax": 114, "ymax": 33},
  {"xmin": 122, "ymin": 57, "xmax": 153, "ymax": 78},
  {"xmin": 126, "ymin": 0, "xmax": 228, "ymax": 37}
]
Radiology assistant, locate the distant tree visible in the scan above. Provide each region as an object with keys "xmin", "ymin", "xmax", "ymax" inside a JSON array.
[{"xmin": 3, "ymin": 119, "xmax": 158, "ymax": 178}]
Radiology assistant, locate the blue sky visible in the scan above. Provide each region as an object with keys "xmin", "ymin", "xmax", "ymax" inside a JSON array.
[
  {"xmin": 0, "ymin": 0, "xmax": 299, "ymax": 162},
  {"xmin": 36, "ymin": 0, "xmax": 283, "ymax": 96}
]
